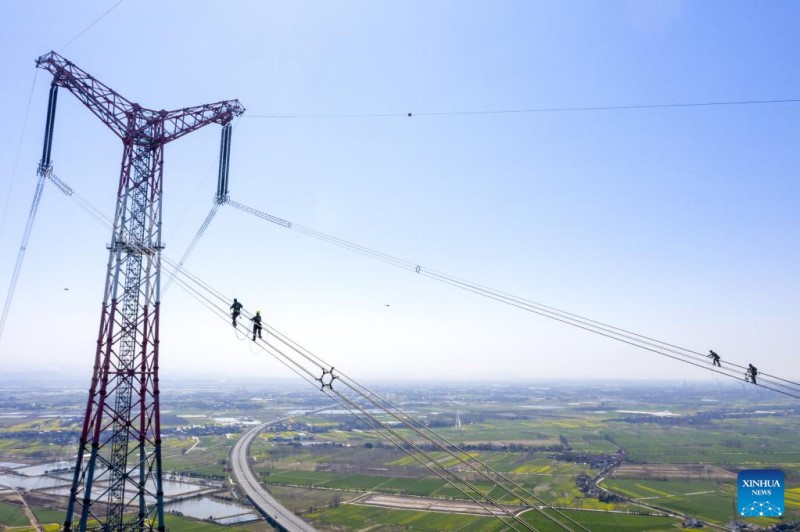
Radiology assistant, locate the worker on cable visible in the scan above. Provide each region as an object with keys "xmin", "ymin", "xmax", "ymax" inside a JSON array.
[
  {"xmin": 746, "ymin": 364, "xmax": 758, "ymax": 385},
  {"xmin": 708, "ymin": 350, "xmax": 721, "ymax": 367},
  {"xmin": 250, "ymin": 310, "xmax": 263, "ymax": 341},
  {"xmin": 230, "ymin": 298, "xmax": 244, "ymax": 327}
]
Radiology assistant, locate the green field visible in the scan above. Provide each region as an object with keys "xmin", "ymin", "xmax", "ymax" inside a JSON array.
[
  {"xmin": 309, "ymin": 504, "xmax": 679, "ymax": 531},
  {"xmin": 602, "ymin": 416, "xmax": 800, "ymax": 477},
  {"xmin": 161, "ymin": 435, "xmax": 235, "ymax": 478},
  {"xmin": 0, "ymin": 499, "xmax": 32, "ymax": 526},
  {"xmin": 31, "ymin": 506, "xmax": 67, "ymax": 526},
  {"xmin": 603, "ymin": 478, "xmax": 737, "ymax": 524},
  {"xmin": 603, "ymin": 477, "xmax": 800, "ymax": 526},
  {"xmin": 260, "ymin": 466, "xmax": 588, "ymax": 505}
]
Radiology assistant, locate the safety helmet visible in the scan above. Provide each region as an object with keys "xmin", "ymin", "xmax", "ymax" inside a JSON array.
[{"xmin": 256, "ymin": 310, "xmax": 261, "ymax": 314}]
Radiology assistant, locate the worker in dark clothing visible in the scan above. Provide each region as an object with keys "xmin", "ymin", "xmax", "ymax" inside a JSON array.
[
  {"xmin": 230, "ymin": 298, "xmax": 243, "ymax": 327},
  {"xmin": 250, "ymin": 310, "xmax": 263, "ymax": 341},
  {"xmin": 746, "ymin": 364, "xmax": 758, "ymax": 384},
  {"xmin": 708, "ymin": 350, "xmax": 721, "ymax": 367}
]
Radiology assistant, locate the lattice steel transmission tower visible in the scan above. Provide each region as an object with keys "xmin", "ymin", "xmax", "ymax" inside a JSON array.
[{"xmin": 35, "ymin": 52, "xmax": 244, "ymax": 531}]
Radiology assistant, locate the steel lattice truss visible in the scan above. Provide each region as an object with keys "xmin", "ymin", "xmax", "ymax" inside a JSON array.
[{"xmin": 35, "ymin": 51, "xmax": 244, "ymax": 531}]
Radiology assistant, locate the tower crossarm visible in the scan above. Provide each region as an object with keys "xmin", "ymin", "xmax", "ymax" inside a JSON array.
[
  {"xmin": 36, "ymin": 51, "xmax": 245, "ymax": 143},
  {"xmin": 36, "ymin": 51, "xmax": 135, "ymax": 139},
  {"xmin": 158, "ymin": 100, "xmax": 245, "ymax": 143}
]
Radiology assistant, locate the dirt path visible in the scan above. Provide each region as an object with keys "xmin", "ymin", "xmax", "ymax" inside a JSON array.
[
  {"xmin": 184, "ymin": 436, "xmax": 200, "ymax": 454},
  {"xmin": 14, "ymin": 488, "xmax": 44, "ymax": 532}
]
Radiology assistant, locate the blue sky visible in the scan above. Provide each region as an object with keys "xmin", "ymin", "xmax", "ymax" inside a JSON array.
[{"xmin": 0, "ymin": 1, "xmax": 797, "ymax": 384}]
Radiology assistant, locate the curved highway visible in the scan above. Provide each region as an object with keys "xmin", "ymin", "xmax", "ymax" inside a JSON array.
[{"xmin": 231, "ymin": 413, "xmax": 320, "ymax": 532}]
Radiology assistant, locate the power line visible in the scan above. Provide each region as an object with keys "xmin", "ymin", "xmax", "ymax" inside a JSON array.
[
  {"xmin": 244, "ymin": 98, "xmax": 800, "ymax": 119},
  {"xmin": 0, "ymin": 71, "xmax": 38, "ymax": 242},
  {"xmin": 38, "ymin": 174, "xmax": 800, "ymax": 398},
  {"xmin": 0, "ymin": 83, "xmax": 58, "ymax": 348},
  {"xmin": 162, "ymin": 203, "xmax": 221, "ymax": 293},
  {"xmin": 224, "ymin": 199, "xmax": 800, "ymax": 398},
  {"xmin": 159, "ymin": 187, "xmax": 800, "ymax": 399},
  {"xmin": 59, "ymin": 0, "xmax": 127, "ymax": 51}
]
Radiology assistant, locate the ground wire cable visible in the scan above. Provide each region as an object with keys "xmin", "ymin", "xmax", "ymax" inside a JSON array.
[
  {"xmin": 42, "ymin": 175, "xmax": 800, "ymax": 401},
  {"xmin": 59, "ymin": 0, "xmax": 127, "ymax": 51},
  {"xmin": 243, "ymin": 98, "xmax": 800, "ymax": 119},
  {"xmin": 227, "ymin": 200, "xmax": 800, "ymax": 393}
]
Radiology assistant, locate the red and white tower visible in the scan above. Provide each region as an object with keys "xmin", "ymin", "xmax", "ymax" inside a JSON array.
[{"xmin": 35, "ymin": 52, "xmax": 244, "ymax": 531}]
